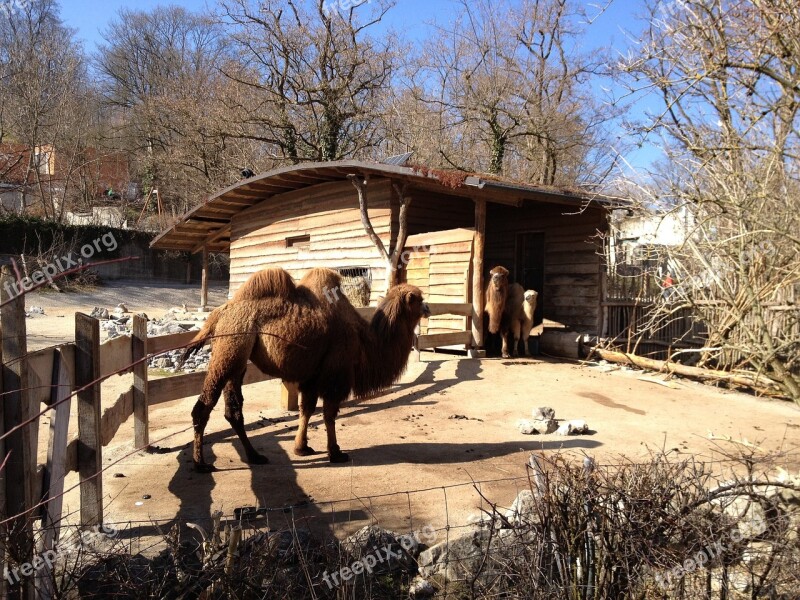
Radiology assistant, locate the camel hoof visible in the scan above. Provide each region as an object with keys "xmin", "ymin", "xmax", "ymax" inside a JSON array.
[
  {"xmin": 194, "ymin": 462, "xmax": 217, "ymax": 474},
  {"xmin": 247, "ymin": 453, "xmax": 270, "ymax": 465},
  {"xmin": 501, "ymin": 352, "xmax": 511, "ymax": 358},
  {"xmin": 293, "ymin": 446, "xmax": 317, "ymax": 456},
  {"xmin": 329, "ymin": 451, "xmax": 350, "ymax": 463}
]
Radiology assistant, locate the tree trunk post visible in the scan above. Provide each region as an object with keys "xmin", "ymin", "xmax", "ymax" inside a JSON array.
[
  {"xmin": 200, "ymin": 245, "xmax": 209, "ymax": 311},
  {"xmin": 470, "ymin": 199, "xmax": 487, "ymax": 356}
]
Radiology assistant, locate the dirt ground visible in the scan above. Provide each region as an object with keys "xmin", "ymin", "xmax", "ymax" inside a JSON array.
[{"xmin": 23, "ymin": 282, "xmax": 800, "ymax": 549}]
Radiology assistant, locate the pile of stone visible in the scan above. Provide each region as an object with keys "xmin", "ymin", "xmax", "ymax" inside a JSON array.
[
  {"xmin": 517, "ymin": 407, "xmax": 591, "ymax": 436},
  {"xmin": 89, "ymin": 304, "xmax": 211, "ymax": 372},
  {"xmin": 25, "ymin": 306, "xmax": 45, "ymax": 318}
]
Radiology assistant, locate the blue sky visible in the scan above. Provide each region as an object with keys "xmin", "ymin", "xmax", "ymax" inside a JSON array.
[{"xmin": 58, "ymin": 0, "xmax": 659, "ymax": 171}]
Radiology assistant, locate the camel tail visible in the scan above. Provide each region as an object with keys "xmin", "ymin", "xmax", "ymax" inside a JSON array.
[{"xmin": 178, "ymin": 306, "xmax": 224, "ymax": 367}]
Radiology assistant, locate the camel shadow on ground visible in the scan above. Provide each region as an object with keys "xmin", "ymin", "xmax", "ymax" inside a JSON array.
[{"xmin": 290, "ymin": 439, "xmax": 603, "ymax": 469}]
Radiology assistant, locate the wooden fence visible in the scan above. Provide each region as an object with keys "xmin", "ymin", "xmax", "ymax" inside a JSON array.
[{"xmin": 0, "ymin": 288, "xmax": 474, "ymax": 597}]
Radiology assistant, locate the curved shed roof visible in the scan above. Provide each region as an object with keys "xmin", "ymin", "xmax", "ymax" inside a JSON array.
[{"xmin": 151, "ymin": 160, "xmax": 622, "ymax": 253}]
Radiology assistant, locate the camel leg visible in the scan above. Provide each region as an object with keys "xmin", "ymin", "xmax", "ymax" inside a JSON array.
[
  {"xmin": 501, "ymin": 329, "xmax": 511, "ymax": 358},
  {"xmin": 323, "ymin": 401, "xmax": 349, "ymax": 463},
  {"xmin": 510, "ymin": 320, "xmax": 521, "ymax": 358},
  {"xmin": 521, "ymin": 321, "xmax": 532, "ymax": 357},
  {"xmin": 294, "ymin": 387, "xmax": 319, "ymax": 456},
  {"xmin": 191, "ymin": 376, "xmax": 226, "ymax": 473},
  {"xmin": 223, "ymin": 371, "xmax": 268, "ymax": 465}
]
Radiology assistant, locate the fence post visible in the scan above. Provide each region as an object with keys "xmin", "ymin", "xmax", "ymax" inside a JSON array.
[
  {"xmin": 37, "ymin": 346, "xmax": 73, "ymax": 599},
  {"xmin": 281, "ymin": 381, "xmax": 299, "ymax": 411},
  {"xmin": 132, "ymin": 314, "xmax": 149, "ymax": 450},
  {"xmin": 75, "ymin": 313, "xmax": 103, "ymax": 527},
  {"xmin": 1, "ymin": 267, "xmax": 35, "ymax": 599}
]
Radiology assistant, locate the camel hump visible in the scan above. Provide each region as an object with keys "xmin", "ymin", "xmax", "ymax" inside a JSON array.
[
  {"xmin": 298, "ymin": 268, "xmax": 342, "ymax": 295},
  {"xmin": 233, "ymin": 268, "xmax": 296, "ymax": 301}
]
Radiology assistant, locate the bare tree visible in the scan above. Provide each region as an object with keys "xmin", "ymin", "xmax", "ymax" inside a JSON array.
[
  {"xmin": 618, "ymin": 0, "xmax": 800, "ymax": 403},
  {"xmin": 219, "ymin": 0, "xmax": 396, "ymax": 163},
  {"xmin": 96, "ymin": 5, "xmax": 248, "ymax": 216},
  {"xmin": 393, "ymin": 0, "xmax": 617, "ymax": 184},
  {"xmin": 0, "ymin": 0, "xmax": 91, "ymax": 219}
]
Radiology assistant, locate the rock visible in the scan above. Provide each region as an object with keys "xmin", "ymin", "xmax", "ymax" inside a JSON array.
[
  {"xmin": 408, "ymin": 576, "xmax": 435, "ymax": 598},
  {"xmin": 532, "ymin": 406, "xmax": 555, "ymax": 420},
  {"xmin": 466, "ymin": 512, "xmax": 495, "ymax": 528},
  {"xmin": 418, "ymin": 529, "xmax": 492, "ymax": 581},
  {"xmin": 341, "ymin": 525, "xmax": 411, "ymax": 573},
  {"xmin": 503, "ymin": 490, "xmax": 537, "ymax": 527},
  {"xmin": 90, "ymin": 307, "xmax": 110, "ymax": 319},
  {"xmin": 556, "ymin": 419, "xmax": 589, "ymax": 435},
  {"xmin": 28, "ymin": 306, "xmax": 45, "ymax": 315},
  {"xmin": 153, "ymin": 357, "xmax": 172, "ymax": 369},
  {"xmin": 518, "ymin": 418, "xmax": 557, "ymax": 434},
  {"xmin": 115, "ymin": 303, "xmax": 128, "ymax": 313}
]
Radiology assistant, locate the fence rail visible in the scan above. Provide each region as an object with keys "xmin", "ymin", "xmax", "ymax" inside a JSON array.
[{"xmin": 0, "ymin": 295, "xmax": 476, "ymax": 584}]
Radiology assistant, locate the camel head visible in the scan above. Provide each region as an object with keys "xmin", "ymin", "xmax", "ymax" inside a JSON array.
[
  {"xmin": 488, "ymin": 266, "xmax": 510, "ymax": 292},
  {"xmin": 524, "ymin": 289, "xmax": 539, "ymax": 305},
  {"xmin": 378, "ymin": 283, "xmax": 429, "ymax": 327}
]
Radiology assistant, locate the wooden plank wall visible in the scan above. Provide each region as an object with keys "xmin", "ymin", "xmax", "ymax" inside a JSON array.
[
  {"xmin": 229, "ymin": 179, "xmax": 394, "ymax": 304},
  {"xmin": 485, "ymin": 202, "xmax": 607, "ymax": 333},
  {"xmin": 405, "ymin": 191, "xmax": 475, "ymax": 235},
  {"xmin": 403, "ymin": 229, "xmax": 475, "ymax": 335}
]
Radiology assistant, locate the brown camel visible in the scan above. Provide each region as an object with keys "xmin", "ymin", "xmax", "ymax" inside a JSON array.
[
  {"xmin": 484, "ymin": 266, "xmax": 525, "ymax": 358},
  {"xmin": 181, "ymin": 267, "xmax": 429, "ymax": 472}
]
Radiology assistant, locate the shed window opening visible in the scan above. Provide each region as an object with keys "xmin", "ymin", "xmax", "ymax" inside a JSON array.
[{"xmin": 286, "ymin": 234, "xmax": 311, "ymax": 248}]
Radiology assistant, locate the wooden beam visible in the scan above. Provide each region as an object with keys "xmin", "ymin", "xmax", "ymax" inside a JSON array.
[
  {"xmin": 281, "ymin": 381, "xmax": 299, "ymax": 411},
  {"xmin": 192, "ymin": 225, "xmax": 230, "ymax": 254},
  {"xmin": 0, "ymin": 267, "xmax": 34, "ymax": 597},
  {"xmin": 36, "ymin": 346, "xmax": 72, "ymax": 599},
  {"xmin": 200, "ymin": 245, "xmax": 209, "ymax": 310},
  {"xmin": 148, "ymin": 330, "xmax": 198, "ymax": 355},
  {"xmin": 417, "ymin": 331, "xmax": 473, "ymax": 349},
  {"xmin": 148, "ymin": 364, "xmax": 273, "ymax": 407},
  {"xmin": 75, "ymin": 313, "xmax": 103, "ymax": 527},
  {"xmin": 472, "ymin": 199, "xmax": 486, "ymax": 349},
  {"xmin": 132, "ymin": 315, "xmax": 149, "ymax": 449}
]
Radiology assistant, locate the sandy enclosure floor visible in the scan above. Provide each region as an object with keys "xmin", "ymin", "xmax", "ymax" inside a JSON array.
[{"xmin": 19, "ymin": 282, "xmax": 800, "ymax": 552}]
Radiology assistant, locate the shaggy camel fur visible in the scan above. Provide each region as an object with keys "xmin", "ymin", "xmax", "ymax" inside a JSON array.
[
  {"xmin": 181, "ymin": 267, "xmax": 428, "ymax": 472},
  {"xmin": 484, "ymin": 266, "xmax": 526, "ymax": 357},
  {"xmin": 485, "ymin": 266, "xmax": 510, "ymax": 336},
  {"xmin": 508, "ymin": 289, "xmax": 539, "ymax": 357}
]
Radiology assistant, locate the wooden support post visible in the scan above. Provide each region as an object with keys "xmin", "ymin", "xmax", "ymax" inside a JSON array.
[
  {"xmin": 1, "ymin": 268, "xmax": 34, "ymax": 599},
  {"xmin": 37, "ymin": 347, "xmax": 73, "ymax": 599},
  {"xmin": 281, "ymin": 381, "xmax": 299, "ymax": 411},
  {"xmin": 75, "ymin": 313, "xmax": 103, "ymax": 527},
  {"xmin": 132, "ymin": 314, "xmax": 149, "ymax": 450},
  {"xmin": 470, "ymin": 199, "xmax": 487, "ymax": 357},
  {"xmin": 200, "ymin": 245, "xmax": 209, "ymax": 311}
]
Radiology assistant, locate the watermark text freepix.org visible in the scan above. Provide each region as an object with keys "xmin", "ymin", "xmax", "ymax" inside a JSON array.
[
  {"xmin": 4, "ymin": 524, "xmax": 118, "ymax": 586},
  {"xmin": 653, "ymin": 514, "xmax": 767, "ymax": 589},
  {"xmin": 3, "ymin": 232, "xmax": 118, "ymax": 299},
  {"xmin": 322, "ymin": 525, "xmax": 437, "ymax": 589}
]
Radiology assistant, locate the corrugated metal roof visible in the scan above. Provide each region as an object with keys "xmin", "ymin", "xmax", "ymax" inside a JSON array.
[{"xmin": 150, "ymin": 159, "xmax": 624, "ymax": 253}]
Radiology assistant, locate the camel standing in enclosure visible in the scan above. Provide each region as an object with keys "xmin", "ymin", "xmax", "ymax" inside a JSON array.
[
  {"xmin": 509, "ymin": 289, "xmax": 538, "ymax": 357},
  {"xmin": 484, "ymin": 266, "xmax": 526, "ymax": 358},
  {"xmin": 181, "ymin": 267, "xmax": 429, "ymax": 472}
]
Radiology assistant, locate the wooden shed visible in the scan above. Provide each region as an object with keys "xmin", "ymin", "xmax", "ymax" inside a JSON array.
[{"xmin": 151, "ymin": 160, "xmax": 618, "ymax": 350}]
